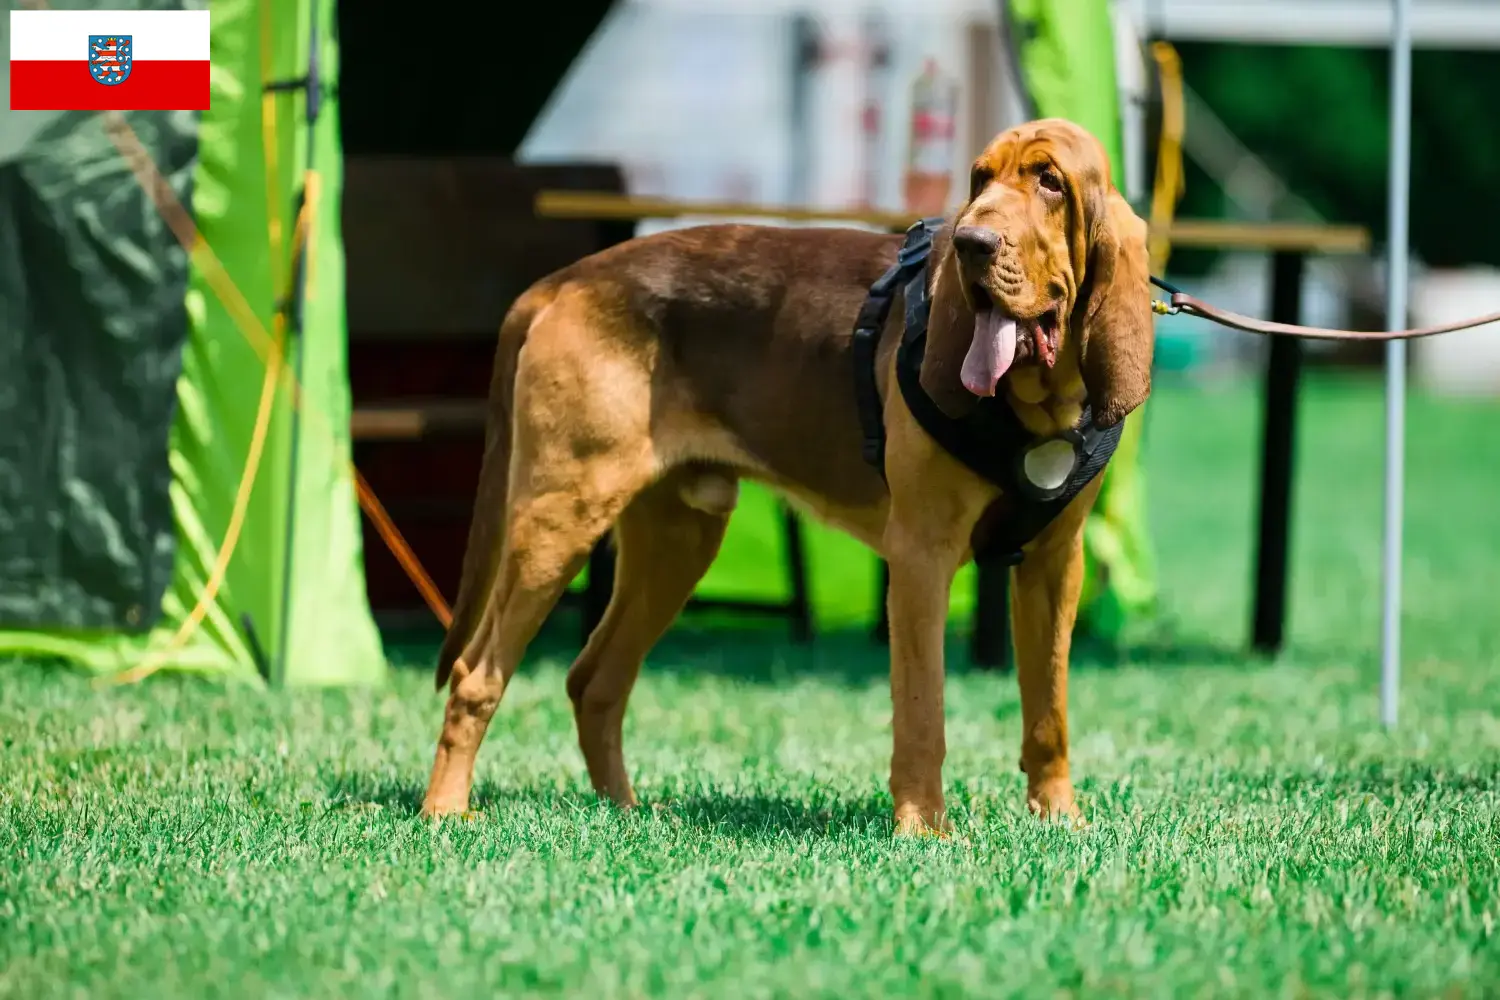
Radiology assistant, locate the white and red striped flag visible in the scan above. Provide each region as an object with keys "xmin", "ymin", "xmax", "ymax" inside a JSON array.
[{"xmin": 9, "ymin": 9, "xmax": 210, "ymax": 111}]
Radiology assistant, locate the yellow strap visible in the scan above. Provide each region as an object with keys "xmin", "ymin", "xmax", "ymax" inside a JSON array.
[
  {"xmin": 104, "ymin": 186, "xmax": 310, "ymax": 687},
  {"xmin": 89, "ymin": 1, "xmax": 450, "ymax": 684},
  {"xmin": 1147, "ymin": 40, "xmax": 1187, "ymax": 273},
  {"xmin": 104, "ymin": 0, "xmax": 305, "ymax": 685}
]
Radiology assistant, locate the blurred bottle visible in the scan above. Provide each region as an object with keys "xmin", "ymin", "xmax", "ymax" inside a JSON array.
[{"xmin": 903, "ymin": 58, "xmax": 957, "ymax": 216}]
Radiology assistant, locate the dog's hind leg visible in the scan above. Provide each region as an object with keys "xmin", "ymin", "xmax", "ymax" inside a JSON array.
[
  {"xmin": 421, "ymin": 289, "xmax": 656, "ymax": 819},
  {"xmin": 565, "ymin": 466, "xmax": 736, "ymax": 806}
]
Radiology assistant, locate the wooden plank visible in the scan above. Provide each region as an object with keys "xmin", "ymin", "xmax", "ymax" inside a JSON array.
[
  {"xmin": 351, "ymin": 401, "xmax": 490, "ymax": 441},
  {"xmin": 1166, "ymin": 218, "xmax": 1370, "ymax": 253},
  {"xmin": 535, "ymin": 190, "xmax": 916, "ymax": 230},
  {"xmin": 534, "ymin": 190, "xmax": 1372, "ymax": 254},
  {"xmin": 351, "ymin": 409, "xmax": 425, "ymax": 441}
]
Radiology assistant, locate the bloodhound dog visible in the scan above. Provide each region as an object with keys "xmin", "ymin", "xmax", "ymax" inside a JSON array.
[{"xmin": 420, "ymin": 117, "xmax": 1154, "ymax": 835}]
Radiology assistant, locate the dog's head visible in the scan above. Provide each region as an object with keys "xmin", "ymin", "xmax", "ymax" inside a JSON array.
[{"xmin": 929, "ymin": 118, "xmax": 1154, "ymax": 428}]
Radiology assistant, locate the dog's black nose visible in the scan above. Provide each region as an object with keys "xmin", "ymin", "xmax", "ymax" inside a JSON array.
[{"xmin": 952, "ymin": 225, "xmax": 1001, "ymax": 260}]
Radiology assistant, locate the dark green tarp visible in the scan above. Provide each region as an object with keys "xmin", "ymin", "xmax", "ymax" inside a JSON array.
[{"xmin": 0, "ymin": 104, "xmax": 197, "ymax": 633}]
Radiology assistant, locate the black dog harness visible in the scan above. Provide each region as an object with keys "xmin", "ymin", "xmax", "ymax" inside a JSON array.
[{"xmin": 850, "ymin": 217, "xmax": 1124, "ymax": 566}]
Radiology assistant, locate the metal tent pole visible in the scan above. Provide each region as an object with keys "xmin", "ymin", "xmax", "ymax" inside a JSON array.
[
  {"xmin": 274, "ymin": 0, "xmax": 323, "ymax": 685},
  {"xmin": 1380, "ymin": 0, "xmax": 1412, "ymax": 728}
]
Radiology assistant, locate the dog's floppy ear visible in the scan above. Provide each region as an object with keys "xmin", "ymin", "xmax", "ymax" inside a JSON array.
[
  {"xmin": 1076, "ymin": 190, "xmax": 1154, "ymax": 428},
  {"xmin": 918, "ymin": 225, "xmax": 984, "ymax": 419}
]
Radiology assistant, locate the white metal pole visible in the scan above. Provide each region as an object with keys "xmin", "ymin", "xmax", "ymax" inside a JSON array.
[{"xmin": 1380, "ymin": 0, "xmax": 1412, "ymax": 728}]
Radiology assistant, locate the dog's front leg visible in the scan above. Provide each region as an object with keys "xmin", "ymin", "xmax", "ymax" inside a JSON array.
[
  {"xmin": 884, "ymin": 526, "xmax": 966, "ymax": 837},
  {"xmin": 1009, "ymin": 476, "xmax": 1103, "ymax": 822}
]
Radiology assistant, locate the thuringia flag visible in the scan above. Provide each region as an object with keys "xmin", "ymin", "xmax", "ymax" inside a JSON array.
[{"xmin": 9, "ymin": 9, "xmax": 210, "ymax": 111}]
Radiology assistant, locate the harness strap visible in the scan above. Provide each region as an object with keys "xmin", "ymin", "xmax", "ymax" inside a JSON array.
[
  {"xmin": 894, "ymin": 330, "xmax": 1122, "ymax": 564},
  {"xmin": 980, "ymin": 415, "xmax": 1121, "ymax": 565},
  {"xmin": 850, "ymin": 218, "xmax": 944, "ymax": 473},
  {"xmin": 852, "ymin": 217, "xmax": 1124, "ymax": 567}
]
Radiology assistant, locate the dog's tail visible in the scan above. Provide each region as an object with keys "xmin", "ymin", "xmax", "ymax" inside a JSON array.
[{"xmin": 434, "ymin": 282, "xmax": 555, "ymax": 690}]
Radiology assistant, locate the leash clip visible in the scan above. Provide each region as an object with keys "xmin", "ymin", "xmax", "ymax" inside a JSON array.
[{"xmin": 1148, "ymin": 274, "xmax": 1185, "ymax": 315}]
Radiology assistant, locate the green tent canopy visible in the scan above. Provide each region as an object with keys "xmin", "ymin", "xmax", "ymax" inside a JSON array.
[{"xmin": 0, "ymin": 0, "xmax": 382, "ymax": 685}]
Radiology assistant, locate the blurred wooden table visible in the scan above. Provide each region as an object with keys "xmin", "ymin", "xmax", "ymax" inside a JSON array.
[{"xmin": 534, "ymin": 191, "xmax": 1370, "ymax": 665}]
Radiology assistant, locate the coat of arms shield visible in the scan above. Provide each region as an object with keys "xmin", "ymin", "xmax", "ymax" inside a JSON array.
[{"xmin": 88, "ymin": 35, "xmax": 133, "ymax": 86}]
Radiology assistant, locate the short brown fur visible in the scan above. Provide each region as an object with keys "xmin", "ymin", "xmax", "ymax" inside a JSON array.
[{"xmin": 420, "ymin": 118, "xmax": 1155, "ymax": 834}]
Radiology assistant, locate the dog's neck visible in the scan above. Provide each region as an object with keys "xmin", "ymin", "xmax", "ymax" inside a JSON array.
[{"xmin": 921, "ymin": 245, "xmax": 1088, "ymax": 438}]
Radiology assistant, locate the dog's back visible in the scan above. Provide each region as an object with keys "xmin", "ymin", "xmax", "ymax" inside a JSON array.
[{"xmin": 542, "ymin": 224, "xmax": 902, "ymax": 499}]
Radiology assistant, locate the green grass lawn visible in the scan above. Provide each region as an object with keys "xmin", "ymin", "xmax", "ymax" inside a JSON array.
[{"xmin": 3, "ymin": 375, "xmax": 1499, "ymax": 998}]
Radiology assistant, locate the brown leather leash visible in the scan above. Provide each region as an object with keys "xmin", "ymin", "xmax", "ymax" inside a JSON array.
[{"xmin": 1149, "ymin": 275, "xmax": 1500, "ymax": 341}]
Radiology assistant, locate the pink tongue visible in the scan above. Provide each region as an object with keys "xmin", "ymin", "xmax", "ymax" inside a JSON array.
[{"xmin": 960, "ymin": 311, "xmax": 1018, "ymax": 397}]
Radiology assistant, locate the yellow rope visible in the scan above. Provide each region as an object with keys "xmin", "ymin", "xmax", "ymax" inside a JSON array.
[
  {"xmin": 106, "ymin": 0, "xmax": 340, "ymax": 686},
  {"xmin": 1147, "ymin": 40, "xmax": 1187, "ymax": 273},
  {"xmin": 101, "ymin": 5, "xmax": 453, "ymax": 685},
  {"xmin": 101, "ymin": 1, "xmax": 319, "ymax": 687},
  {"xmin": 104, "ymin": 198, "xmax": 310, "ymax": 687},
  {"xmin": 99, "ymin": 1, "xmax": 302, "ymax": 687}
]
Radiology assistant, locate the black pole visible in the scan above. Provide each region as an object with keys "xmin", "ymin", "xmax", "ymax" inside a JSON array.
[
  {"xmin": 783, "ymin": 505, "xmax": 814, "ymax": 642},
  {"xmin": 1250, "ymin": 251, "xmax": 1306, "ymax": 655},
  {"xmin": 970, "ymin": 557, "xmax": 1011, "ymax": 669},
  {"xmin": 273, "ymin": 3, "xmax": 323, "ymax": 685}
]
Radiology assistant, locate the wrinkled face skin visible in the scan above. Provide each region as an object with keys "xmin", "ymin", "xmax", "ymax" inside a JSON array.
[{"xmin": 949, "ymin": 119, "xmax": 1113, "ymax": 398}]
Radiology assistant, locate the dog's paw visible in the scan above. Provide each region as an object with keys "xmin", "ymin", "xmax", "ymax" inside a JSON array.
[
  {"xmin": 893, "ymin": 805, "xmax": 953, "ymax": 840},
  {"xmin": 1026, "ymin": 780, "xmax": 1084, "ymax": 828},
  {"xmin": 419, "ymin": 796, "xmax": 473, "ymax": 821}
]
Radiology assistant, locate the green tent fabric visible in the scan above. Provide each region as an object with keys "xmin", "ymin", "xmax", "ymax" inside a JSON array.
[{"xmin": 0, "ymin": 0, "xmax": 383, "ymax": 685}]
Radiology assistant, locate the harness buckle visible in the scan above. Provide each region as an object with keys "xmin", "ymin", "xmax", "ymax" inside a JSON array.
[
  {"xmin": 896, "ymin": 240, "xmax": 929, "ymax": 269},
  {"xmin": 896, "ymin": 216, "xmax": 943, "ymax": 269}
]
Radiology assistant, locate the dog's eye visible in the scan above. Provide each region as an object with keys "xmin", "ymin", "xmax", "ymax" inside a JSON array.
[{"xmin": 1038, "ymin": 168, "xmax": 1063, "ymax": 194}]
